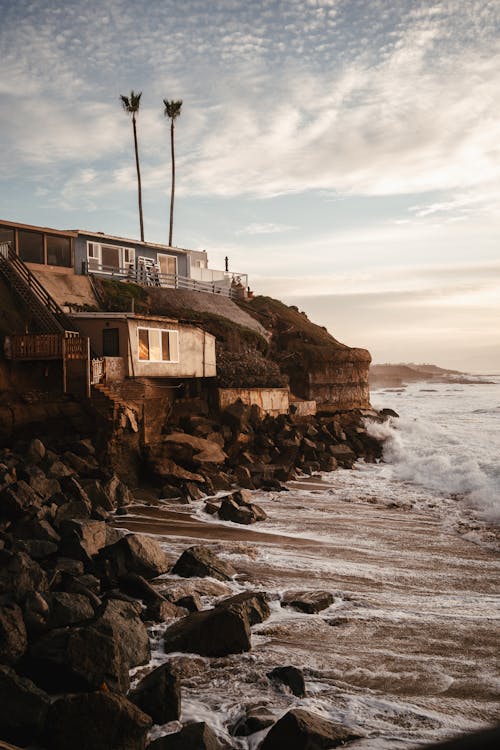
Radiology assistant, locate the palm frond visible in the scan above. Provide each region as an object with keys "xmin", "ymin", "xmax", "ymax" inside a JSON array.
[
  {"xmin": 163, "ymin": 99, "xmax": 183, "ymax": 120},
  {"xmin": 120, "ymin": 90, "xmax": 142, "ymax": 115}
]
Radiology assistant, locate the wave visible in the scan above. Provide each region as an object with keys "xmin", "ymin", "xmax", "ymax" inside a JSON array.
[{"xmin": 366, "ymin": 416, "xmax": 500, "ymax": 523}]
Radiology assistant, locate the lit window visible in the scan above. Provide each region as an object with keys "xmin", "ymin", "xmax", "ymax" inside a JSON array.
[{"xmin": 137, "ymin": 328, "xmax": 179, "ymax": 362}]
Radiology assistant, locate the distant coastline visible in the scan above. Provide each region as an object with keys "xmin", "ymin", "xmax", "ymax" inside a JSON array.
[{"xmin": 369, "ymin": 362, "xmax": 496, "ymax": 388}]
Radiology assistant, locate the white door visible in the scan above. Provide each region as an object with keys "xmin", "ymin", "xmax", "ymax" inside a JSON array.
[{"xmin": 157, "ymin": 254, "xmax": 177, "ymax": 287}]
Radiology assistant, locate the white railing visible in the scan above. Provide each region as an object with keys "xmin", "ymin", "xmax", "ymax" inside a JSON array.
[
  {"xmin": 86, "ymin": 262, "xmax": 247, "ymax": 299},
  {"xmin": 91, "ymin": 358, "xmax": 105, "ymax": 385},
  {"xmin": 190, "ymin": 266, "xmax": 248, "ymax": 288}
]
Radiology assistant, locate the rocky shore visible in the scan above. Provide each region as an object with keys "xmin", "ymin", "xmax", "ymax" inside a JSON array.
[{"xmin": 0, "ymin": 404, "xmax": 386, "ymax": 749}]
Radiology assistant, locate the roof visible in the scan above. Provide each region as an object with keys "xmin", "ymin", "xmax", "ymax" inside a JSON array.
[
  {"xmin": 70, "ymin": 312, "xmax": 178, "ymax": 324},
  {"xmin": 73, "ymin": 229, "xmax": 206, "ymax": 256},
  {"xmin": 0, "ymin": 219, "xmax": 77, "ymax": 238}
]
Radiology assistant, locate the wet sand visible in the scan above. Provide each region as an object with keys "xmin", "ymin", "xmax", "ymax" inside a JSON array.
[{"xmin": 118, "ymin": 478, "xmax": 500, "ymax": 749}]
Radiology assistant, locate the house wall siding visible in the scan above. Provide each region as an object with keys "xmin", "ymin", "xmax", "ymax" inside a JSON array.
[{"xmin": 74, "ymin": 235, "xmax": 189, "ymax": 277}]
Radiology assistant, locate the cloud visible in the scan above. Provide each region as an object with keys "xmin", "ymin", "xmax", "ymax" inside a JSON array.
[{"xmin": 236, "ymin": 222, "xmax": 296, "ymax": 235}]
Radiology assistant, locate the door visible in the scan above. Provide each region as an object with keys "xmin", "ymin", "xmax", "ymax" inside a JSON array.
[
  {"xmin": 157, "ymin": 254, "xmax": 177, "ymax": 287},
  {"xmin": 102, "ymin": 328, "xmax": 120, "ymax": 356}
]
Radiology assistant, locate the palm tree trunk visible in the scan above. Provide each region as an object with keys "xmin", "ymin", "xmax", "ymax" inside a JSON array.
[
  {"xmin": 169, "ymin": 120, "xmax": 175, "ymax": 246},
  {"xmin": 132, "ymin": 115, "xmax": 144, "ymax": 242}
]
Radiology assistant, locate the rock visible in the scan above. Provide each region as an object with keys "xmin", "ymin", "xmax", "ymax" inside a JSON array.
[
  {"xmin": 328, "ymin": 444, "xmax": 357, "ymax": 468},
  {"xmin": 97, "ymin": 598, "xmax": 150, "ymax": 668},
  {"xmin": 0, "ymin": 601, "xmax": 28, "ymax": 664},
  {"xmin": 48, "ymin": 592, "xmax": 95, "ymax": 628},
  {"xmin": 44, "ymin": 691, "xmax": 151, "ymax": 750},
  {"xmin": 159, "ymin": 483, "xmax": 183, "ymax": 500},
  {"xmin": 22, "ymin": 591, "xmax": 50, "ymax": 635},
  {"xmin": 59, "ymin": 519, "xmax": 108, "ymax": 562},
  {"xmin": 282, "ymin": 590, "xmax": 334, "ymax": 614},
  {"xmin": 218, "ymin": 496, "xmax": 267, "ymax": 524},
  {"xmin": 175, "ymin": 593, "xmax": 202, "ymax": 612},
  {"xmin": 182, "ymin": 481, "xmax": 205, "ymax": 501},
  {"xmin": 129, "ymin": 662, "xmax": 180, "ymax": 724},
  {"xmin": 232, "ymin": 706, "xmax": 275, "ymax": 737},
  {"xmin": 267, "ymin": 666, "xmax": 306, "ymax": 697},
  {"xmin": 380, "ymin": 407, "xmax": 399, "ymax": 419},
  {"xmin": 164, "ymin": 604, "xmax": 251, "ymax": 657},
  {"xmin": 14, "ymin": 517, "xmax": 60, "ymax": 544},
  {"xmin": 26, "ymin": 438, "xmax": 46, "ymax": 463},
  {"xmin": 0, "ymin": 665, "xmax": 50, "ymax": 745},
  {"xmin": 117, "ymin": 573, "xmax": 182, "ymax": 622},
  {"xmin": 204, "ymin": 501, "xmax": 220, "ymax": 515},
  {"xmin": 63, "ymin": 451, "xmax": 101, "ymax": 477},
  {"xmin": 151, "ymin": 458, "xmax": 205, "ymax": 484},
  {"xmin": 260, "ymin": 708, "xmax": 363, "ymax": 750},
  {"xmin": 171, "ymin": 545, "xmax": 236, "ymax": 582},
  {"xmin": 47, "ymin": 460, "xmax": 74, "ymax": 478},
  {"xmin": 0, "ymin": 550, "xmax": 48, "ymax": 604},
  {"xmin": 162, "ymin": 433, "xmax": 227, "ymax": 465},
  {"xmin": 0, "ymin": 481, "xmax": 41, "ymax": 521},
  {"xmin": 54, "ymin": 500, "xmax": 92, "ymax": 525},
  {"xmin": 99, "ymin": 534, "xmax": 170, "ymax": 580},
  {"xmin": 219, "ymin": 591, "xmax": 270, "ymax": 625},
  {"xmin": 149, "ymin": 722, "xmax": 222, "ymax": 750},
  {"xmin": 26, "ymin": 622, "xmax": 129, "ymax": 693},
  {"xmin": 20, "ymin": 539, "xmax": 58, "ymax": 560}
]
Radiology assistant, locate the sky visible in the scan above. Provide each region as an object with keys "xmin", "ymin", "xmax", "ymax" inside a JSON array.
[{"xmin": 1, "ymin": 0, "xmax": 499, "ymax": 371}]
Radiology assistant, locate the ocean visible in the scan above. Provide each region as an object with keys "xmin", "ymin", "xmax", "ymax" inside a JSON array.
[{"xmin": 122, "ymin": 376, "xmax": 500, "ymax": 748}]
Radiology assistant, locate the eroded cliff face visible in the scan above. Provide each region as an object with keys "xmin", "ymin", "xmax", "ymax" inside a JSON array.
[{"xmin": 241, "ymin": 297, "xmax": 372, "ymax": 411}]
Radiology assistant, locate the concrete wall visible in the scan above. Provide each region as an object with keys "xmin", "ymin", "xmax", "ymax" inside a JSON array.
[
  {"xmin": 290, "ymin": 399, "xmax": 317, "ymax": 416},
  {"xmin": 72, "ymin": 319, "xmax": 129, "ymax": 359},
  {"xmin": 28, "ymin": 266, "xmax": 98, "ymax": 308},
  {"xmin": 218, "ymin": 387, "xmax": 289, "ymax": 416},
  {"xmin": 103, "ymin": 357, "xmax": 126, "ymax": 383}
]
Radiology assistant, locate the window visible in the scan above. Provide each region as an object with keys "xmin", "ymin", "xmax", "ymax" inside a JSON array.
[
  {"xmin": 87, "ymin": 242, "xmax": 135, "ymax": 272},
  {"xmin": 137, "ymin": 328, "xmax": 179, "ymax": 362},
  {"xmin": 18, "ymin": 230, "xmax": 43, "ymax": 264},
  {"xmin": 0, "ymin": 226, "xmax": 14, "ymax": 256},
  {"xmin": 46, "ymin": 235, "xmax": 71, "ymax": 267}
]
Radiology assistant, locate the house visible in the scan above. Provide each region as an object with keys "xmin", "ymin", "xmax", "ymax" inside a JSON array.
[
  {"xmin": 0, "ymin": 220, "xmax": 247, "ymax": 299},
  {"xmin": 70, "ymin": 312, "xmax": 216, "ymax": 383}
]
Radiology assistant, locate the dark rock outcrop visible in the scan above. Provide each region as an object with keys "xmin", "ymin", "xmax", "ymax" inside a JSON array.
[
  {"xmin": 149, "ymin": 722, "xmax": 222, "ymax": 750},
  {"xmin": 44, "ymin": 691, "xmax": 151, "ymax": 750},
  {"xmin": 260, "ymin": 708, "xmax": 363, "ymax": 750},
  {"xmin": 171, "ymin": 545, "xmax": 236, "ymax": 582},
  {"xmin": 0, "ymin": 601, "xmax": 28, "ymax": 664},
  {"xmin": 164, "ymin": 604, "xmax": 251, "ymax": 657},
  {"xmin": 98, "ymin": 533, "xmax": 170, "ymax": 580},
  {"xmin": 282, "ymin": 590, "xmax": 334, "ymax": 614},
  {"xmin": 267, "ymin": 665, "xmax": 306, "ymax": 697},
  {"xmin": 129, "ymin": 662, "xmax": 180, "ymax": 724},
  {"xmin": 0, "ymin": 665, "xmax": 50, "ymax": 745}
]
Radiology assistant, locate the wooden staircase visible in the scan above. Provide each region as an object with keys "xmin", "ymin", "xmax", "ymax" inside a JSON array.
[
  {"xmin": 0, "ymin": 243, "xmax": 77, "ymax": 334},
  {"xmin": 91, "ymin": 383, "xmax": 139, "ymax": 431}
]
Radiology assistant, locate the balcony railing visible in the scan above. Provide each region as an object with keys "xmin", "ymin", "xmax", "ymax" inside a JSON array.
[
  {"xmin": 85, "ymin": 262, "xmax": 248, "ymax": 299},
  {"xmin": 4, "ymin": 331, "xmax": 83, "ymax": 361}
]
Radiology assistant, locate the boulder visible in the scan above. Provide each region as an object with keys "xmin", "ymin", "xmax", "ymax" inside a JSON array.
[
  {"xmin": 129, "ymin": 662, "xmax": 180, "ymax": 724},
  {"xmin": 13, "ymin": 518, "xmax": 60, "ymax": 544},
  {"xmin": 328, "ymin": 444, "xmax": 357, "ymax": 468},
  {"xmin": 232, "ymin": 705, "xmax": 275, "ymax": 737},
  {"xmin": 0, "ymin": 481, "xmax": 41, "ymax": 521},
  {"xmin": 26, "ymin": 622, "xmax": 129, "ymax": 693},
  {"xmin": 44, "ymin": 691, "xmax": 151, "ymax": 750},
  {"xmin": 149, "ymin": 722, "xmax": 222, "ymax": 750},
  {"xmin": 219, "ymin": 591, "xmax": 270, "ymax": 625},
  {"xmin": 54, "ymin": 501, "xmax": 91, "ymax": 525},
  {"xmin": 117, "ymin": 573, "xmax": 183, "ymax": 622},
  {"xmin": 48, "ymin": 592, "xmax": 95, "ymax": 628},
  {"xmin": 204, "ymin": 501, "xmax": 220, "ymax": 515},
  {"xmin": 19, "ymin": 539, "xmax": 58, "ymax": 560},
  {"xmin": 182, "ymin": 481, "xmax": 205, "ymax": 502},
  {"xmin": 150, "ymin": 458, "xmax": 205, "ymax": 484},
  {"xmin": 99, "ymin": 534, "xmax": 170, "ymax": 580},
  {"xmin": 175, "ymin": 593, "xmax": 202, "ymax": 612},
  {"xmin": 0, "ymin": 550, "xmax": 48, "ymax": 604},
  {"xmin": 260, "ymin": 708, "xmax": 363, "ymax": 750},
  {"xmin": 47, "ymin": 460, "xmax": 74, "ymax": 478},
  {"xmin": 26, "ymin": 438, "xmax": 46, "ymax": 463},
  {"xmin": 282, "ymin": 590, "xmax": 334, "ymax": 614},
  {"xmin": 267, "ymin": 665, "xmax": 306, "ymax": 697},
  {"xmin": 97, "ymin": 598, "xmax": 150, "ymax": 668},
  {"xmin": 171, "ymin": 545, "xmax": 236, "ymax": 582},
  {"xmin": 162, "ymin": 433, "xmax": 227, "ymax": 465},
  {"xmin": 218, "ymin": 496, "xmax": 267, "ymax": 525},
  {"xmin": 22, "ymin": 591, "xmax": 50, "ymax": 635},
  {"xmin": 164, "ymin": 605, "xmax": 251, "ymax": 657},
  {"xmin": 0, "ymin": 665, "xmax": 50, "ymax": 745},
  {"xmin": 0, "ymin": 601, "xmax": 27, "ymax": 664},
  {"xmin": 59, "ymin": 519, "xmax": 108, "ymax": 562}
]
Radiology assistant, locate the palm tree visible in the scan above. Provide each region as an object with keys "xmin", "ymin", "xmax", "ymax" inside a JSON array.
[
  {"xmin": 120, "ymin": 90, "xmax": 144, "ymax": 241},
  {"xmin": 163, "ymin": 99, "xmax": 182, "ymax": 246}
]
